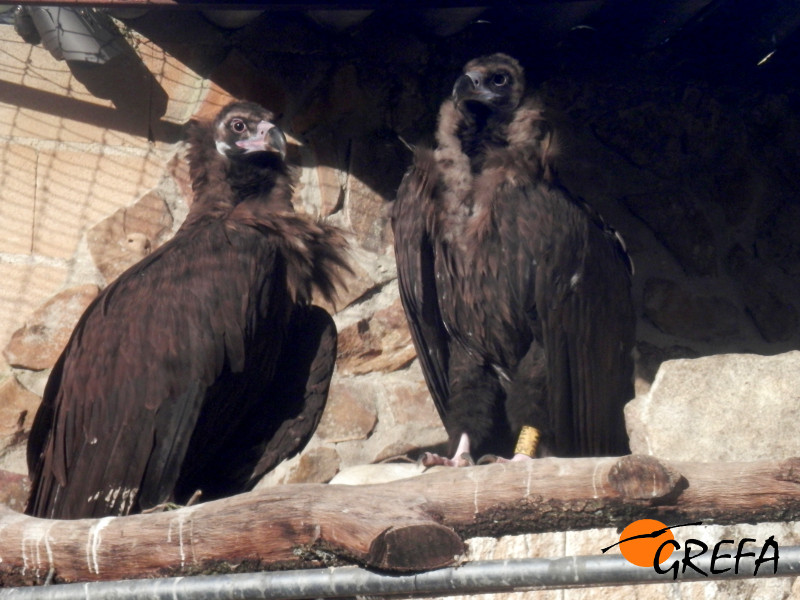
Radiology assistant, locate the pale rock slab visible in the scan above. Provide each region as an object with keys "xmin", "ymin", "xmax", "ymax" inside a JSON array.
[
  {"xmin": 626, "ymin": 351, "xmax": 800, "ymax": 461},
  {"xmin": 329, "ymin": 462, "xmax": 429, "ymax": 485}
]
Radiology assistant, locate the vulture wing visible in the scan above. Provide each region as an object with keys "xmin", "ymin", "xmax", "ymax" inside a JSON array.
[
  {"xmin": 393, "ymin": 150, "xmax": 451, "ymax": 422},
  {"xmin": 26, "ymin": 221, "xmax": 287, "ymax": 518},
  {"xmin": 243, "ymin": 305, "xmax": 336, "ymax": 486},
  {"xmin": 520, "ymin": 183, "xmax": 634, "ymax": 457}
]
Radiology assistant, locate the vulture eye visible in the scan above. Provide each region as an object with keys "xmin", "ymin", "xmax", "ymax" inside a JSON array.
[
  {"xmin": 491, "ymin": 73, "xmax": 510, "ymax": 87},
  {"xmin": 230, "ymin": 118, "xmax": 246, "ymax": 133}
]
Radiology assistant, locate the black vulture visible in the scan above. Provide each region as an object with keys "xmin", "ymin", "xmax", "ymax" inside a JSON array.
[
  {"xmin": 26, "ymin": 101, "xmax": 349, "ymax": 518},
  {"xmin": 393, "ymin": 54, "xmax": 634, "ymax": 466}
]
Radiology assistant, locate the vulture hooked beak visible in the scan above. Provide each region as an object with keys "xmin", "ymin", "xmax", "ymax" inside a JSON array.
[
  {"xmin": 236, "ymin": 120, "xmax": 287, "ymax": 158},
  {"xmin": 452, "ymin": 70, "xmax": 499, "ymax": 108}
]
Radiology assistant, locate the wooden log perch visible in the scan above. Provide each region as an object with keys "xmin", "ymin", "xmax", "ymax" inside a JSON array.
[{"xmin": 3, "ymin": 454, "xmax": 800, "ymax": 586}]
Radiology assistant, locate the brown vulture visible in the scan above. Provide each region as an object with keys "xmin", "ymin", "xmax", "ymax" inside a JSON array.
[
  {"xmin": 26, "ymin": 101, "xmax": 349, "ymax": 519},
  {"xmin": 393, "ymin": 54, "xmax": 634, "ymax": 466}
]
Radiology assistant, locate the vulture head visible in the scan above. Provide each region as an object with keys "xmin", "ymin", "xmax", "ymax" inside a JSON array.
[
  {"xmin": 213, "ymin": 101, "xmax": 287, "ymax": 161},
  {"xmin": 187, "ymin": 101, "xmax": 292, "ymax": 212},
  {"xmin": 452, "ymin": 53, "xmax": 525, "ymax": 119},
  {"xmin": 443, "ymin": 54, "xmax": 551, "ymax": 175}
]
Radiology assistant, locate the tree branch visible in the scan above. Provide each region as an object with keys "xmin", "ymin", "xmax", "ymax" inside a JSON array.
[{"xmin": 2, "ymin": 455, "xmax": 800, "ymax": 586}]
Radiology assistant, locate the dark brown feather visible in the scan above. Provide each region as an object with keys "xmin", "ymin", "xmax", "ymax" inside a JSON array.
[
  {"xmin": 393, "ymin": 54, "xmax": 634, "ymax": 460},
  {"xmin": 26, "ymin": 101, "xmax": 349, "ymax": 518}
]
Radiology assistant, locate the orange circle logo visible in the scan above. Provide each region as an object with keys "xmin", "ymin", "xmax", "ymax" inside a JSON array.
[{"xmin": 618, "ymin": 519, "xmax": 675, "ymax": 567}]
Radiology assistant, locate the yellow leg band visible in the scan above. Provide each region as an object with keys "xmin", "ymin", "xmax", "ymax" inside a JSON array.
[{"xmin": 514, "ymin": 425, "xmax": 540, "ymax": 458}]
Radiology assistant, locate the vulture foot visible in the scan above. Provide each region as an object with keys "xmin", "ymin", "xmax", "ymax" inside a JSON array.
[
  {"xmin": 420, "ymin": 451, "xmax": 474, "ymax": 467},
  {"xmin": 420, "ymin": 432, "xmax": 474, "ymax": 467}
]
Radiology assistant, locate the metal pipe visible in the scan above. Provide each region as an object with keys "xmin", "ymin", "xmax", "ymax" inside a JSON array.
[{"xmin": 1, "ymin": 547, "xmax": 799, "ymax": 600}]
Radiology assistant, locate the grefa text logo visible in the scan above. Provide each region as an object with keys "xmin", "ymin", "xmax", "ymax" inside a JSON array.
[{"xmin": 603, "ymin": 519, "xmax": 780, "ymax": 580}]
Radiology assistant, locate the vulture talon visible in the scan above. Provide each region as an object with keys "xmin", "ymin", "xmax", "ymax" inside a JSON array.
[{"xmin": 459, "ymin": 452, "xmax": 476, "ymax": 467}]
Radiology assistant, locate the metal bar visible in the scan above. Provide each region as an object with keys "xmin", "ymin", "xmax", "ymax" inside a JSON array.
[{"xmin": 1, "ymin": 547, "xmax": 799, "ymax": 600}]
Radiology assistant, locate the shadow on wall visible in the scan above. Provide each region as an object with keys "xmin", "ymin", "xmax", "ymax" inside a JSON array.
[{"xmin": 0, "ymin": 79, "xmax": 181, "ymax": 143}]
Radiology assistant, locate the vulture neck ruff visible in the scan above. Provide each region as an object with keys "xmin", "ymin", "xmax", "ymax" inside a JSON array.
[
  {"xmin": 182, "ymin": 111, "xmax": 349, "ymax": 308},
  {"xmin": 432, "ymin": 97, "xmax": 554, "ymax": 240},
  {"xmin": 185, "ymin": 118, "xmax": 294, "ymax": 226}
]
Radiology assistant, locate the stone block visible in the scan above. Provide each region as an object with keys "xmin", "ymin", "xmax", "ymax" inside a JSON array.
[
  {"xmin": 623, "ymin": 190, "xmax": 717, "ymax": 277},
  {"xmin": 384, "ymin": 371, "xmax": 440, "ymax": 428},
  {"xmin": 32, "ymin": 148, "xmax": 168, "ymax": 260},
  {"xmin": 291, "ymin": 132, "xmax": 348, "ymax": 219},
  {"xmin": 202, "ymin": 50, "xmax": 287, "ymax": 117},
  {"xmin": 313, "ymin": 256, "xmax": 377, "ymax": 317},
  {"xmin": 343, "ymin": 136, "xmax": 406, "ymax": 253},
  {"xmin": 284, "ymin": 446, "xmax": 340, "ymax": 484},
  {"xmin": 291, "ymin": 62, "xmax": 366, "ymax": 135},
  {"xmin": 453, "ymin": 533, "xmax": 566, "ymax": 600},
  {"xmin": 755, "ymin": 200, "xmax": 800, "ymax": 276},
  {"xmin": 0, "ymin": 469, "xmax": 30, "ymax": 511},
  {"xmin": 316, "ymin": 380, "xmax": 378, "ymax": 443},
  {"xmin": 0, "ymin": 262, "xmax": 70, "ymax": 372},
  {"xmin": 192, "ymin": 82, "xmax": 238, "ymax": 122},
  {"xmin": 0, "ymin": 375, "xmax": 42, "ymax": 475},
  {"xmin": 3, "ymin": 284, "xmax": 98, "ymax": 371},
  {"xmin": 336, "ymin": 298, "xmax": 416, "ymax": 375},
  {"xmin": 634, "ymin": 340, "xmax": 698, "ymax": 391},
  {"xmin": 444, "ymin": 522, "xmax": 799, "ymax": 599},
  {"xmin": 626, "ymin": 351, "xmax": 800, "ymax": 461},
  {"xmin": 329, "ymin": 462, "xmax": 428, "ymax": 485},
  {"xmin": 87, "ymin": 191, "xmax": 173, "ymax": 282}
]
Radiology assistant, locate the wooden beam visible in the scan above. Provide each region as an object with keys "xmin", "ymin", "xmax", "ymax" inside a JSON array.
[{"xmin": 2, "ymin": 455, "xmax": 800, "ymax": 586}]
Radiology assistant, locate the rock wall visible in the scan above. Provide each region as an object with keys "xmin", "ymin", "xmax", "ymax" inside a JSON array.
[{"xmin": 0, "ymin": 6, "xmax": 799, "ymax": 596}]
